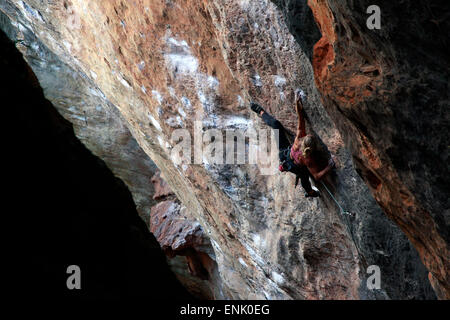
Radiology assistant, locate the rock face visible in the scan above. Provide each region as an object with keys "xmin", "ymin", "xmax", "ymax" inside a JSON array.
[
  {"xmin": 304, "ymin": 0, "xmax": 449, "ymax": 299},
  {"xmin": 151, "ymin": 170, "xmax": 177, "ymax": 201},
  {"xmin": 149, "ymin": 171, "xmax": 225, "ymax": 299},
  {"xmin": 1, "ymin": 0, "xmax": 445, "ymax": 299}
]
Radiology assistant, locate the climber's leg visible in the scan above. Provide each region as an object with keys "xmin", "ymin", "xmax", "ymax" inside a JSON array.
[
  {"xmin": 299, "ymin": 166, "xmax": 312, "ymax": 192},
  {"xmin": 299, "ymin": 166, "xmax": 320, "ymax": 198},
  {"xmin": 260, "ymin": 111, "xmax": 291, "ymax": 151}
]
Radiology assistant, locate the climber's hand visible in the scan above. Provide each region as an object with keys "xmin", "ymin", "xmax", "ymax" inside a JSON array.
[
  {"xmin": 295, "ymin": 91, "xmax": 302, "ymax": 105},
  {"xmin": 295, "ymin": 88, "xmax": 306, "ymax": 105},
  {"xmin": 328, "ymin": 157, "xmax": 335, "ymax": 168},
  {"xmin": 295, "ymin": 93, "xmax": 303, "ymax": 116}
]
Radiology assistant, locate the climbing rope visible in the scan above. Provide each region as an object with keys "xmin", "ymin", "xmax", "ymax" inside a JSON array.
[
  {"xmin": 319, "ymin": 181, "xmax": 352, "ymax": 216},
  {"xmin": 319, "ymin": 180, "xmax": 368, "ymax": 268}
]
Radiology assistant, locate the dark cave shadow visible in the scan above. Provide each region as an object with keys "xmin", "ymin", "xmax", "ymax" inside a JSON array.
[
  {"xmin": 1, "ymin": 28, "xmax": 193, "ymax": 301},
  {"xmin": 270, "ymin": 0, "xmax": 321, "ymax": 62}
]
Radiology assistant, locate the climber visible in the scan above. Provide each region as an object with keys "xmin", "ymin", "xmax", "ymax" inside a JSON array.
[{"xmin": 250, "ymin": 90, "xmax": 334, "ymax": 197}]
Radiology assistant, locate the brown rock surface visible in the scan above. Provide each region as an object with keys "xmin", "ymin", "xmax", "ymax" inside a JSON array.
[
  {"xmin": 150, "ymin": 200, "xmax": 222, "ymax": 297},
  {"xmin": 1, "ymin": 0, "xmax": 444, "ymax": 299},
  {"xmin": 148, "ymin": 172, "xmax": 225, "ymax": 298},
  {"xmin": 305, "ymin": 0, "xmax": 449, "ymax": 299},
  {"xmin": 151, "ymin": 170, "xmax": 175, "ymax": 200}
]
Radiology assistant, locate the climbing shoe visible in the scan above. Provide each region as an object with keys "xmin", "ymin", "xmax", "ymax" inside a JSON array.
[
  {"xmin": 305, "ymin": 189, "xmax": 320, "ymax": 198},
  {"xmin": 250, "ymin": 101, "xmax": 265, "ymax": 115}
]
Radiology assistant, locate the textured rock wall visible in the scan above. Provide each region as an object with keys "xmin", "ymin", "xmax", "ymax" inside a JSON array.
[
  {"xmin": 1, "ymin": 0, "xmax": 442, "ymax": 299},
  {"xmin": 149, "ymin": 170, "xmax": 226, "ymax": 299},
  {"xmin": 304, "ymin": 0, "xmax": 449, "ymax": 298}
]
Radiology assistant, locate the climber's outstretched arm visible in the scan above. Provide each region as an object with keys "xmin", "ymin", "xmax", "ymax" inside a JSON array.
[{"xmin": 295, "ymin": 92, "xmax": 307, "ymax": 140}]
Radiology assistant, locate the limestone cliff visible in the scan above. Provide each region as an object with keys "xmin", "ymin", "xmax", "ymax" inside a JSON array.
[{"xmin": 2, "ymin": 0, "xmax": 447, "ymax": 299}]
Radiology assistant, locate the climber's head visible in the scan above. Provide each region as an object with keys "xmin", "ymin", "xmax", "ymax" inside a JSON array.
[{"xmin": 301, "ymin": 135, "xmax": 315, "ymax": 158}]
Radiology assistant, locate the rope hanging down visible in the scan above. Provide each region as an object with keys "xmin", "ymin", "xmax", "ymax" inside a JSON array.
[
  {"xmin": 319, "ymin": 181, "xmax": 368, "ymax": 268},
  {"xmin": 319, "ymin": 181, "xmax": 352, "ymax": 216}
]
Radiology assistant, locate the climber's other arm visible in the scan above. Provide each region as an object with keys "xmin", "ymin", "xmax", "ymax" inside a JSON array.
[
  {"xmin": 313, "ymin": 157, "xmax": 335, "ymax": 181},
  {"xmin": 295, "ymin": 91, "xmax": 307, "ymax": 140}
]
